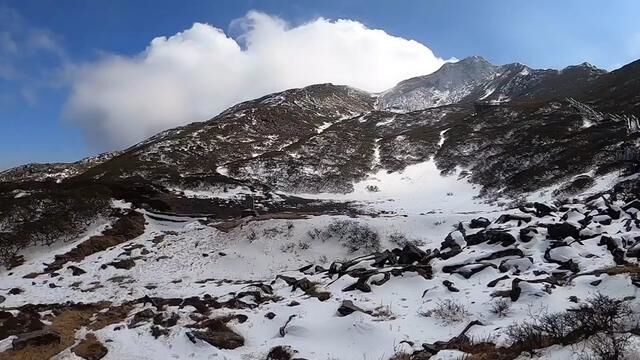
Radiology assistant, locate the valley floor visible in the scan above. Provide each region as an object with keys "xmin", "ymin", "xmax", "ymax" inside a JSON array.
[{"xmin": 2, "ymin": 166, "xmax": 640, "ymax": 360}]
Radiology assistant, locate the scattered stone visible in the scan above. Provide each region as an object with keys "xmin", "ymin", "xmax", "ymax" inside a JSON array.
[
  {"xmin": 265, "ymin": 312, "xmax": 276, "ymax": 320},
  {"xmin": 150, "ymin": 326, "xmax": 170, "ymax": 339},
  {"xmin": 267, "ymin": 345, "xmax": 294, "ymax": 360},
  {"xmin": 442, "ymin": 280, "xmax": 460, "ymax": 292},
  {"xmin": 337, "ymin": 300, "xmax": 366, "ymax": 317},
  {"xmin": 8, "ymin": 288, "xmax": 23, "ymax": 295},
  {"xmin": 105, "ymin": 258, "xmax": 136, "ymax": 270},
  {"xmin": 68, "ymin": 265, "xmax": 87, "ymax": 276}
]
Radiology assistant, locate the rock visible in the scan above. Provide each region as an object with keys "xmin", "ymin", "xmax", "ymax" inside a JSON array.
[
  {"xmin": 8, "ymin": 288, "xmax": 23, "ymax": 295},
  {"xmin": 179, "ymin": 297, "xmax": 209, "ymax": 314},
  {"xmin": 546, "ymin": 222, "xmax": 580, "ymax": 240},
  {"xmin": 71, "ymin": 334, "xmax": 108, "ymax": 360},
  {"xmin": 510, "ymin": 279, "xmax": 523, "ymax": 301},
  {"xmin": 265, "ymin": 312, "xmax": 276, "ymax": 320},
  {"xmin": 496, "ymin": 213, "xmax": 532, "ymax": 225},
  {"xmin": 442, "ymin": 263, "xmax": 494, "ymax": 279},
  {"xmin": 12, "ymin": 329, "xmax": 61, "ymax": 350},
  {"xmin": 533, "ymin": 202, "xmax": 556, "ymax": 217},
  {"xmin": 397, "ymin": 244, "xmax": 429, "ymax": 264},
  {"xmin": 337, "ymin": 300, "xmax": 367, "ymax": 317},
  {"xmin": 590, "ymin": 280, "xmax": 602, "ymax": 286},
  {"xmin": 591, "ymin": 215, "xmax": 612, "ymax": 225},
  {"xmin": 465, "ymin": 230, "xmax": 515, "ymax": 246},
  {"xmin": 287, "ymin": 301, "xmax": 300, "ymax": 307},
  {"xmin": 68, "ymin": 265, "xmax": 86, "ymax": 276},
  {"xmin": 0, "ymin": 295, "xmax": 5, "ymax": 304},
  {"xmin": 190, "ymin": 326, "xmax": 244, "ymax": 349},
  {"xmin": 267, "ymin": 345, "xmax": 294, "ymax": 360},
  {"xmin": 0, "ymin": 311, "xmax": 45, "ymax": 340},
  {"xmin": 441, "ymin": 231, "xmax": 465, "ymax": 250},
  {"xmin": 150, "ymin": 326, "xmax": 170, "ymax": 339},
  {"xmin": 487, "ymin": 275, "xmax": 509, "ymax": 288},
  {"xmin": 442, "ymin": 280, "xmax": 460, "ymax": 292},
  {"xmin": 153, "ymin": 312, "xmax": 179, "ymax": 328},
  {"xmin": 106, "ymin": 258, "xmax": 136, "ymax": 270},
  {"xmin": 129, "ymin": 309, "xmax": 155, "ymax": 328},
  {"xmin": 498, "ymin": 257, "xmax": 533, "ymax": 273},
  {"xmin": 519, "ymin": 227, "xmax": 539, "ymax": 242},
  {"xmin": 477, "ymin": 248, "xmax": 524, "ymax": 261},
  {"xmin": 470, "ymin": 217, "xmax": 491, "ymax": 228}
]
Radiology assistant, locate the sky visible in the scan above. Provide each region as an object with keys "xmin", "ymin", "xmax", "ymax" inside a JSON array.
[{"xmin": 1, "ymin": 0, "xmax": 639, "ymax": 170}]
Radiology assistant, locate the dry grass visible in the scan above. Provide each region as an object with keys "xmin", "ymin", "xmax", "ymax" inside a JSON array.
[{"xmin": 0, "ymin": 305, "xmax": 106, "ymax": 360}]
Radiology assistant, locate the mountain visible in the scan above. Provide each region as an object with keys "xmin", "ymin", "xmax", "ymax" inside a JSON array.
[
  {"xmin": 0, "ymin": 151, "xmax": 121, "ymax": 183},
  {"xmin": 3, "ymin": 56, "xmax": 640, "ymax": 360},
  {"xmin": 376, "ymin": 56, "xmax": 606, "ymax": 112}
]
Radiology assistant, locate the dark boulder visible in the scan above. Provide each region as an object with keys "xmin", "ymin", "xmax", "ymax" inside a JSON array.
[
  {"xmin": 470, "ymin": 217, "xmax": 491, "ymax": 228},
  {"xmin": 533, "ymin": 202, "xmax": 556, "ymax": 217},
  {"xmin": 105, "ymin": 258, "xmax": 136, "ymax": 270},
  {"xmin": 546, "ymin": 222, "xmax": 580, "ymax": 240},
  {"xmin": 68, "ymin": 265, "xmax": 87, "ymax": 276},
  {"xmin": 397, "ymin": 244, "xmax": 429, "ymax": 265},
  {"xmin": 519, "ymin": 227, "xmax": 539, "ymax": 242},
  {"xmin": 442, "ymin": 280, "xmax": 460, "ymax": 292},
  {"xmin": 337, "ymin": 300, "xmax": 367, "ymax": 317},
  {"xmin": 496, "ymin": 214, "xmax": 531, "ymax": 225},
  {"xmin": 12, "ymin": 329, "xmax": 61, "ymax": 350}
]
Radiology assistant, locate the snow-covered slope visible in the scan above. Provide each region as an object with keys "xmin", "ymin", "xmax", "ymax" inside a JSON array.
[{"xmin": 4, "ymin": 166, "xmax": 640, "ymax": 359}]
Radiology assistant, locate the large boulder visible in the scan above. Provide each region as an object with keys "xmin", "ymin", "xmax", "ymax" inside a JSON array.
[{"xmin": 546, "ymin": 222, "xmax": 580, "ymax": 240}]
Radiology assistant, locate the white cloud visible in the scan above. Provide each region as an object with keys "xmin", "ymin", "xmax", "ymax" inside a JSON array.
[{"xmin": 64, "ymin": 11, "xmax": 446, "ymax": 151}]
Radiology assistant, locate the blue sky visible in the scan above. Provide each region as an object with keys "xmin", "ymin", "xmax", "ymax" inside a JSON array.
[{"xmin": 1, "ymin": 0, "xmax": 639, "ymax": 170}]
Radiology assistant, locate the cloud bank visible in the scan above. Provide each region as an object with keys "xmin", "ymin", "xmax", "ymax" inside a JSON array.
[{"xmin": 65, "ymin": 11, "xmax": 446, "ymax": 150}]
